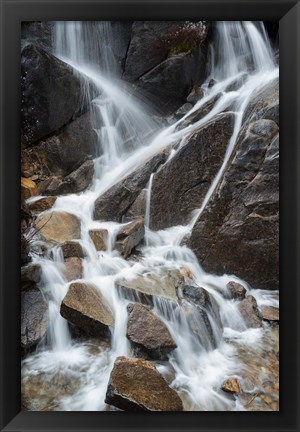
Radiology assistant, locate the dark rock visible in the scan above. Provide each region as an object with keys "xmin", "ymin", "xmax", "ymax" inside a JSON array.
[
  {"xmin": 89, "ymin": 229, "xmax": 108, "ymax": 251},
  {"xmin": 126, "ymin": 303, "xmax": 176, "ymax": 360},
  {"xmin": 63, "ymin": 257, "xmax": 83, "ymax": 282},
  {"xmin": 175, "ymin": 103, "xmax": 193, "ymax": 118},
  {"xmin": 208, "ymin": 78, "xmax": 217, "ymax": 88},
  {"xmin": 21, "ymin": 22, "xmax": 53, "ymax": 50},
  {"xmin": 21, "ymin": 263, "xmax": 42, "ymax": 291},
  {"xmin": 93, "ymin": 149, "xmax": 169, "ymax": 222},
  {"xmin": 60, "ymin": 282, "xmax": 114, "ymax": 337},
  {"xmin": 21, "ymin": 43, "xmax": 97, "ymax": 146},
  {"xmin": 188, "ymin": 118, "xmax": 279, "ymax": 290},
  {"xmin": 226, "ymin": 281, "xmax": 247, "ymax": 300},
  {"xmin": 224, "ymin": 73, "xmax": 247, "ymax": 92},
  {"xmin": 238, "ymin": 295, "xmax": 262, "ymax": 328},
  {"xmin": 35, "ymin": 211, "xmax": 81, "ymax": 243},
  {"xmin": 150, "ymin": 113, "xmax": 235, "ymax": 230},
  {"xmin": 28, "ymin": 196, "xmax": 57, "ymax": 214},
  {"xmin": 21, "ymin": 288, "xmax": 48, "ymax": 353},
  {"xmin": 61, "ymin": 241, "xmax": 84, "ymax": 259},
  {"xmin": 261, "ymin": 305, "xmax": 279, "ymax": 322},
  {"xmin": 105, "ymin": 356, "xmax": 183, "ymax": 411},
  {"xmin": 115, "ymin": 219, "xmax": 145, "ymax": 258},
  {"xmin": 35, "ymin": 111, "xmax": 97, "ymax": 177},
  {"xmin": 43, "ymin": 160, "xmax": 94, "ymax": 195},
  {"xmin": 186, "ymin": 85, "xmax": 204, "ymax": 104},
  {"xmin": 125, "ymin": 189, "xmax": 147, "ymax": 220}
]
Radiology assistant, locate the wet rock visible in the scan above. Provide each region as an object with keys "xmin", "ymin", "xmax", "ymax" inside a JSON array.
[
  {"xmin": 60, "ymin": 282, "xmax": 114, "ymax": 337},
  {"xmin": 27, "ymin": 196, "xmax": 57, "ymax": 214},
  {"xmin": 21, "ymin": 288, "xmax": 48, "ymax": 353},
  {"xmin": 225, "ymin": 73, "xmax": 247, "ymax": 92},
  {"xmin": 208, "ymin": 78, "xmax": 217, "ymax": 88},
  {"xmin": 221, "ymin": 378, "xmax": 241, "ymax": 394},
  {"xmin": 238, "ymin": 295, "xmax": 262, "ymax": 328},
  {"xmin": 89, "ymin": 229, "xmax": 108, "ymax": 251},
  {"xmin": 21, "ymin": 177, "xmax": 38, "ymax": 200},
  {"xmin": 181, "ymin": 285, "xmax": 211, "ymax": 308},
  {"xmin": 35, "ymin": 111, "xmax": 97, "ymax": 178},
  {"xmin": 188, "ymin": 118, "xmax": 279, "ymax": 290},
  {"xmin": 42, "ymin": 160, "xmax": 94, "ymax": 195},
  {"xmin": 115, "ymin": 219, "xmax": 144, "ymax": 258},
  {"xmin": 21, "ymin": 42, "xmax": 97, "ymax": 146},
  {"xmin": 63, "ymin": 257, "xmax": 83, "ymax": 282},
  {"xmin": 261, "ymin": 306, "xmax": 279, "ymax": 322},
  {"xmin": 61, "ymin": 241, "xmax": 84, "ymax": 259},
  {"xmin": 116, "ymin": 268, "xmax": 184, "ymax": 304},
  {"xmin": 105, "ymin": 356, "xmax": 183, "ymax": 411},
  {"xmin": 175, "ymin": 103, "xmax": 193, "ymax": 118},
  {"xmin": 226, "ymin": 281, "xmax": 247, "ymax": 300},
  {"xmin": 21, "ymin": 263, "xmax": 42, "ymax": 291},
  {"xmin": 93, "ymin": 149, "xmax": 169, "ymax": 222},
  {"xmin": 126, "ymin": 303, "xmax": 176, "ymax": 360},
  {"xmin": 186, "ymin": 85, "xmax": 204, "ymax": 104},
  {"xmin": 35, "ymin": 211, "xmax": 81, "ymax": 243},
  {"xmin": 125, "ymin": 190, "xmax": 147, "ymax": 220},
  {"xmin": 150, "ymin": 112, "xmax": 235, "ymax": 230}
]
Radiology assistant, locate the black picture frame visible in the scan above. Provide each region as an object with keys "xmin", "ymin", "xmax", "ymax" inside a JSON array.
[{"xmin": 0, "ymin": 0, "xmax": 299, "ymax": 431}]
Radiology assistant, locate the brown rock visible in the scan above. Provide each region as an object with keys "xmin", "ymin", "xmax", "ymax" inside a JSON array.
[
  {"xmin": 60, "ymin": 282, "xmax": 114, "ymax": 337},
  {"xmin": 221, "ymin": 378, "xmax": 241, "ymax": 394},
  {"xmin": 126, "ymin": 303, "xmax": 176, "ymax": 360},
  {"xmin": 105, "ymin": 356, "xmax": 183, "ymax": 411},
  {"xmin": 89, "ymin": 229, "xmax": 108, "ymax": 251},
  {"xmin": 238, "ymin": 295, "xmax": 262, "ymax": 328},
  {"xmin": 226, "ymin": 281, "xmax": 247, "ymax": 300},
  {"xmin": 261, "ymin": 306, "xmax": 279, "ymax": 322},
  {"xmin": 115, "ymin": 219, "xmax": 145, "ymax": 258},
  {"xmin": 21, "ymin": 177, "xmax": 38, "ymax": 200},
  {"xmin": 28, "ymin": 196, "xmax": 57, "ymax": 214},
  {"xmin": 35, "ymin": 211, "xmax": 81, "ymax": 243},
  {"xmin": 61, "ymin": 241, "xmax": 84, "ymax": 259},
  {"xmin": 63, "ymin": 257, "xmax": 83, "ymax": 282},
  {"xmin": 21, "ymin": 263, "xmax": 42, "ymax": 291},
  {"xmin": 186, "ymin": 85, "xmax": 204, "ymax": 104}
]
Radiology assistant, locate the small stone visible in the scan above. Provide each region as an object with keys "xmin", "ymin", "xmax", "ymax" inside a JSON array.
[
  {"xmin": 221, "ymin": 378, "xmax": 241, "ymax": 394},
  {"xmin": 21, "ymin": 177, "xmax": 38, "ymax": 200},
  {"xmin": 89, "ymin": 229, "xmax": 108, "ymax": 251},
  {"xmin": 208, "ymin": 78, "xmax": 217, "ymax": 88},
  {"xmin": 226, "ymin": 281, "xmax": 247, "ymax": 300}
]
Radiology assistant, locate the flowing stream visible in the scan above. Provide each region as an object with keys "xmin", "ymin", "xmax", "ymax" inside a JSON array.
[{"xmin": 22, "ymin": 21, "xmax": 279, "ymax": 411}]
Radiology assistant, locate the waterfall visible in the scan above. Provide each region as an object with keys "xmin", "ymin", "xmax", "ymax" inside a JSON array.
[{"xmin": 22, "ymin": 21, "xmax": 279, "ymax": 412}]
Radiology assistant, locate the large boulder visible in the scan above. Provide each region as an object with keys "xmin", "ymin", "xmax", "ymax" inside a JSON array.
[
  {"xmin": 150, "ymin": 113, "xmax": 236, "ymax": 230},
  {"xmin": 60, "ymin": 282, "xmax": 114, "ymax": 337},
  {"xmin": 21, "ymin": 42, "xmax": 97, "ymax": 146},
  {"xmin": 93, "ymin": 149, "xmax": 169, "ymax": 222},
  {"xmin": 42, "ymin": 160, "xmax": 94, "ymax": 195},
  {"xmin": 35, "ymin": 111, "xmax": 97, "ymax": 177},
  {"xmin": 126, "ymin": 303, "xmax": 176, "ymax": 360},
  {"xmin": 115, "ymin": 219, "xmax": 145, "ymax": 258},
  {"xmin": 105, "ymin": 356, "xmax": 183, "ymax": 411},
  {"xmin": 35, "ymin": 211, "xmax": 81, "ymax": 243},
  {"xmin": 21, "ymin": 22, "xmax": 53, "ymax": 50},
  {"xmin": 21, "ymin": 288, "xmax": 49, "ymax": 353},
  {"xmin": 188, "ymin": 118, "xmax": 279, "ymax": 290}
]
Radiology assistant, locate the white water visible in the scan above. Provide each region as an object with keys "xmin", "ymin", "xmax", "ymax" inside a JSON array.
[{"xmin": 22, "ymin": 21, "xmax": 279, "ymax": 411}]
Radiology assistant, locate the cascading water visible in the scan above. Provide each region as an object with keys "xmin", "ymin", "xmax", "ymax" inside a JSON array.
[{"xmin": 22, "ymin": 21, "xmax": 279, "ymax": 411}]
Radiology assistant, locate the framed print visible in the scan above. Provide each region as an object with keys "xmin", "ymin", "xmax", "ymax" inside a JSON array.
[{"xmin": 0, "ymin": 0, "xmax": 299, "ymax": 431}]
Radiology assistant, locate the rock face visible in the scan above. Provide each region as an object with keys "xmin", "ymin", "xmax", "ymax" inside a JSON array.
[
  {"xmin": 126, "ymin": 303, "xmax": 176, "ymax": 360},
  {"xmin": 21, "ymin": 42, "xmax": 97, "ymax": 146},
  {"xmin": 150, "ymin": 113, "xmax": 235, "ymax": 230},
  {"xmin": 105, "ymin": 356, "xmax": 183, "ymax": 411},
  {"xmin": 115, "ymin": 219, "xmax": 145, "ymax": 258},
  {"xmin": 116, "ymin": 269, "xmax": 184, "ymax": 304},
  {"xmin": 226, "ymin": 281, "xmax": 247, "ymax": 300},
  {"xmin": 63, "ymin": 257, "xmax": 83, "ymax": 282},
  {"xmin": 35, "ymin": 211, "xmax": 81, "ymax": 243},
  {"xmin": 238, "ymin": 295, "xmax": 262, "ymax": 328},
  {"xmin": 61, "ymin": 241, "xmax": 84, "ymax": 259},
  {"xmin": 89, "ymin": 229, "xmax": 108, "ymax": 251},
  {"xmin": 35, "ymin": 112, "xmax": 97, "ymax": 177},
  {"xmin": 21, "ymin": 288, "xmax": 49, "ymax": 353},
  {"xmin": 28, "ymin": 196, "xmax": 57, "ymax": 214},
  {"xmin": 221, "ymin": 378, "xmax": 241, "ymax": 394},
  {"xmin": 93, "ymin": 150, "xmax": 169, "ymax": 222},
  {"xmin": 60, "ymin": 282, "xmax": 114, "ymax": 337},
  {"xmin": 42, "ymin": 160, "xmax": 94, "ymax": 195},
  {"xmin": 188, "ymin": 117, "xmax": 279, "ymax": 290}
]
